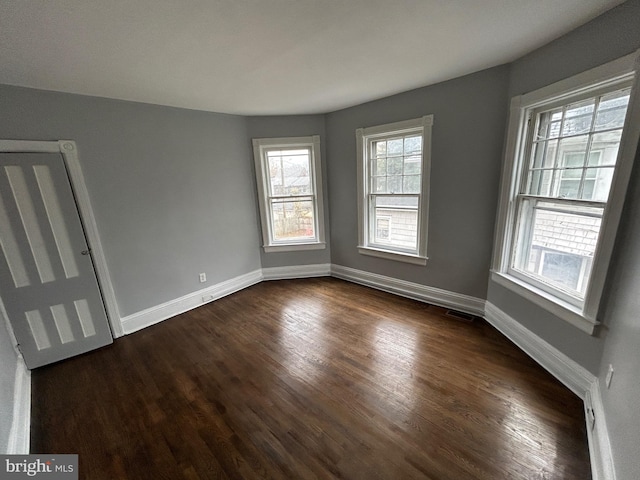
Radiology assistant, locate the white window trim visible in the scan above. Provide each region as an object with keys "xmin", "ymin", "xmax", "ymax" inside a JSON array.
[
  {"xmin": 356, "ymin": 115, "xmax": 433, "ymax": 266},
  {"xmin": 491, "ymin": 50, "xmax": 640, "ymax": 335},
  {"xmin": 252, "ymin": 135, "xmax": 326, "ymax": 253}
]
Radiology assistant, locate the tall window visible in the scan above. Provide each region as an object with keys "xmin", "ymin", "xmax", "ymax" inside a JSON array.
[
  {"xmin": 492, "ymin": 53, "xmax": 640, "ymax": 334},
  {"xmin": 252, "ymin": 136, "xmax": 325, "ymax": 252},
  {"xmin": 356, "ymin": 116, "xmax": 433, "ymax": 265}
]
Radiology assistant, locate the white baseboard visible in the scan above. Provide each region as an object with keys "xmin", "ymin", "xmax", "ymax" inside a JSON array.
[
  {"xmin": 262, "ymin": 263, "xmax": 331, "ymax": 280},
  {"xmin": 330, "ymin": 264, "xmax": 486, "ymax": 316},
  {"xmin": 484, "ymin": 302, "xmax": 595, "ymax": 398},
  {"xmin": 7, "ymin": 355, "xmax": 30, "ymax": 454},
  {"xmin": 585, "ymin": 381, "xmax": 616, "ymax": 480},
  {"xmin": 120, "ymin": 269, "xmax": 263, "ymax": 334}
]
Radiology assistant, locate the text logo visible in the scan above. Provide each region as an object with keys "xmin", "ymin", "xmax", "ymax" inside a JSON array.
[{"xmin": 0, "ymin": 455, "xmax": 77, "ymax": 479}]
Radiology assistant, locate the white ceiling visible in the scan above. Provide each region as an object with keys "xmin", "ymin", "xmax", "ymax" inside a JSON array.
[{"xmin": 0, "ymin": 0, "xmax": 626, "ymax": 115}]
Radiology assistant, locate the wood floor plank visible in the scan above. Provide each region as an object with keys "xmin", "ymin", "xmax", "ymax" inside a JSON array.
[{"xmin": 31, "ymin": 278, "xmax": 591, "ymax": 479}]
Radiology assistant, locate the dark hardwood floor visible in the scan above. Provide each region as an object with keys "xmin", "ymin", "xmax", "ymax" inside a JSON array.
[{"xmin": 31, "ymin": 278, "xmax": 591, "ymax": 479}]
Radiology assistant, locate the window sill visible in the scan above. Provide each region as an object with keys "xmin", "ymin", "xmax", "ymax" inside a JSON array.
[
  {"xmin": 263, "ymin": 242, "xmax": 326, "ymax": 253},
  {"xmin": 358, "ymin": 246, "xmax": 427, "ymax": 265},
  {"xmin": 490, "ymin": 271, "xmax": 598, "ymax": 335}
]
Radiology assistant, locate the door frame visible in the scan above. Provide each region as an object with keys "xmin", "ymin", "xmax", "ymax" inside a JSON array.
[{"xmin": 0, "ymin": 140, "xmax": 123, "ymax": 337}]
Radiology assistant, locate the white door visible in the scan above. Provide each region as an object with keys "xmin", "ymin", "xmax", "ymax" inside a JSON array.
[{"xmin": 0, "ymin": 152, "xmax": 113, "ymax": 368}]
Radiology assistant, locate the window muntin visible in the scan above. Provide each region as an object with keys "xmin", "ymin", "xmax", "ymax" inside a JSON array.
[
  {"xmin": 508, "ymin": 86, "xmax": 632, "ymax": 307},
  {"xmin": 356, "ymin": 116, "xmax": 433, "ymax": 264},
  {"xmin": 253, "ymin": 136, "xmax": 325, "ymax": 252}
]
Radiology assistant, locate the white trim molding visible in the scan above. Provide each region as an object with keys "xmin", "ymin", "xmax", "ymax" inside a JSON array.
[
  {"xmin": 262, "ymin": 264, "xmax": 331, "ymax": 281},
  {"xmin": 585, "ymin": 381, "xmax": 616, "ymax": 480},
  {"xmin": 7, "ymin": 356, "xmax": 31, "ymax": 454},
  {"xmin": 484, "ymin": 302, "xmax": 594, "ymax": 398},
  {"xmin": 120, "ymin": 269, "xmax": 262, "ymax": 334},
  {"xmin": 331, "ymin": 264, "xmax": 485, "ymax": 316},
  {"xmin": 0, "ymin": 298, "xmax": 30, "ymax": 454}
]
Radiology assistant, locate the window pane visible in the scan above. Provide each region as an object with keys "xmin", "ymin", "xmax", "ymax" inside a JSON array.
[
  {"xmin": 557, "ymin": 152, "xmax": 583, "ymax": 198},
  {"xmin": 388, "ymin": 175, "xmax": 402, "ymax": 193},
  {"xmin": 404, "ymin": 155, "xmax": 421, "ymax": 174},
  {"xmin": 584, "ymin": 167, "xmax": 615, "ymax": 201},
  {"xmin": 375, "ymin": 217, "xmax": 391, "ymax": 243},
  {"xmin": 540, "ymin": 252, "xmax": 584, "ymax": 292},
  {"xmin": 403, "ymin": 175, "xmax": 421, "ymax": 193},
  {"xmin": 557, "ymin": 178, "xmax": 580, "ymax": 199},
  {"xmin": 375, "ymin": 157, "xmax": 387, "ymax": 176},
  {"xmin": 530, "ymin": 139, "xmax": 558, "ymax": 169},
  {"xmin": 404, "ymin": 136, "xmax": 422, "ymax": 154},
  {"xmin": 528, "ymin": 169, "xmax": 554, "ymax": 196},
  {"xmin": 374, "ymin": 140, "xmax": 387, "ymax": 157},
  {"xmin": 270, "ymin": 199, "xmax": 315, "ymax": 241},
  {"xmin": 372, "ymin": 196, "xmax": 418, "ymax": 250},
  {"xmin": 267, "ymin": 149, "xmax": 311, "ymax": 196},
  {"xmin": 563, "ymin": 152, "xmax": 586, "ymax": 168},
  {"xmin": 376, "ymin": 196, "xmax": 419, "ymax": 208},
  {"xmin": 561, "ymin": 99, "xmax": 595, "ymax": 137},
  {"xmin": 387, "ymin": 139, "xmax": 403, "ymax": 155},
  {"xmin": 513, "ymin": 199, "xmax": 602, "ymax": 297},
  {"xmin": 590, "ymin": 131, "xmax": 622, "ymax": 166},
  {"xmin": 387, "ymin": 157, "xmax": 403, "ymax": 175},
  {"xmin": 536, "ymin": 109, "xmax": 563, "ymax": 140},
  {"xmin": 374, "ymin": 177, "xmax": 387, "ymax": 193},
  {"xmin": 594, "ymin": 89, "xmax": 631, "ymax": 130},
  {"xmin": 557, "ymin": 135, "xmax": 590, "ymax": 167}
]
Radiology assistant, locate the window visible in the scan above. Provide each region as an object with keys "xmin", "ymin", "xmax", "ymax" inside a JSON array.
[
  {"xmin": 356, "ymin": 116, "xmax": 433, "ymax": 265},
  {"xmin": 492, "ymin": 53, "xmax": 640, "ymax": 334},
  {"xmin": 252, "ymin": 136, "xmax": 325, "ymax": 252}
]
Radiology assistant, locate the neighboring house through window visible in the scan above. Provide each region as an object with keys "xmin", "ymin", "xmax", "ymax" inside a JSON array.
[
  {"xmin": 252, "ymin": 136, "xmax": 325, "ymax": 252},
  {"xmin": 492, "ymin": 52, "xmax": 640, "ymax": 334},
  {"xmin": 356, "ymin": 116, "xmax": 433, "ymax": 265}
]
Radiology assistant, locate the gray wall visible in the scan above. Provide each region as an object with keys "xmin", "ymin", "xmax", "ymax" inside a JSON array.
[
  {"xmin": 0, "ymin": 318, "xmax": 18, "ymax": 453},
  {"xmin": 487, "ymin": 0, "xmax": 640, "ymax": 374},
  {"xmin": 325, "ymin": 65, "xmax": 509, "ymax": 299},
  {"xmin": 247, "ymin": 115, "xmax": 331, "ymax": 268},
  {"xmin": 0, "ymin": 86, "xmax": 262, "ymax": 317},
  {"xmin": 598, "ymin": 141, "xmax": 640, "ymax": 480}
]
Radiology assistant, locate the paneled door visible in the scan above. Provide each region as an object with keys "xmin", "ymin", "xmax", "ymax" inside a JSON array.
[{"xmin": 0, "ymin": 151, "xmax": 113, "ymax": 368}]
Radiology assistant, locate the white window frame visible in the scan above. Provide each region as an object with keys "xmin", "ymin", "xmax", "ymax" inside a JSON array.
[
  {"xmin": 492, "ymin": 51, "xmax": 640, "ymax": 334},
  {"xmin": 252, "ymin": 136, "xmax": 326, "ymax": 253},
  {"xmin": 356, "ymin": 116, "xmax": 433, "ymax": 265}
]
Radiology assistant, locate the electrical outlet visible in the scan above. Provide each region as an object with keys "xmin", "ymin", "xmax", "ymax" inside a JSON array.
[
  {"xmin": 199, "ymin": 272, "xmax": 206, "ymax": 283},
  {"xmin": 605, "ymin": 364, "xmax": 614, "ymax": 388}
]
